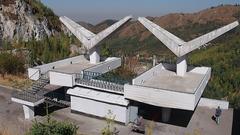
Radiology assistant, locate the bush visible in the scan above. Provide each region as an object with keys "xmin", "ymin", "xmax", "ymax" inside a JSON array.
[
  {"xmin": 26, "ymin": 118, "xmax": 78, "ymax": 135},
  {"xmin": 101, "ymin": 110, "xmax": 118, "ymax": 135},
  {"xmin": 0, "ymin": 52, "xmax": 25, "ymax": 77}
]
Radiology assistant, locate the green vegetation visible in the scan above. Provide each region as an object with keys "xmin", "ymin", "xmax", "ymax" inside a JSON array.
[
  {"xmin": 27, "ymin": 118, "xmax": 78, "ymax": 135},
  {"xmin": 24, "ymin": 0, "xmax": 61, "ymax": 31},
  {"xmin": 27, "ymin": 104, "xmax": 78, "ymax": 135},
  {"xmin": 3, "ymin": 33, "xmax": 74, "ymax": 65},
  {"xmin": 101, "ymin": 110, "xmax": 118, "ymax": 135},
  {"xmin": 0, "ymin": 52, "xmax": 25, "ymax": 78},
  {"xmin": 26, "ymin": 33, "xmax": 72, "ymax": 64}
]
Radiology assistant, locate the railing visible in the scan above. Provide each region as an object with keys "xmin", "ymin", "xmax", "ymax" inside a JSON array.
[
  {"xmin": 75, "ymin": 71, "xmax": 126, "ymax": 93},
  {"xmin": 12, "ymin": 90, "xmax": 44, "ymax": 103},
  {"xmin": 12, "ymin": 71, "xmax": 50, "ymax": 103}
]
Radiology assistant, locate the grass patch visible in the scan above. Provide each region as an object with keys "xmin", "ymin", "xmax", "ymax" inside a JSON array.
[{"xmin": 0, "ymin": 74, "xmax": 32, "ymax": 90}]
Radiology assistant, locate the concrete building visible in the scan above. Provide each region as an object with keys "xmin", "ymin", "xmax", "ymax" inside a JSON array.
[{"xmin": 11, "ymin": 16, "xmax": 239, "ymax": 124}]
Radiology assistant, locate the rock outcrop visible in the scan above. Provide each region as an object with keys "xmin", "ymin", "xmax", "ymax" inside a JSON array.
[{"xmin": 0, "ymin": 0, "xmax": 63, "ymax": 41}]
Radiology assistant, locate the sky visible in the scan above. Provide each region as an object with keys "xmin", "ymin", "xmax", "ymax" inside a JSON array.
[{"xmin": 41, "ymin": 0, "xmax": 239, "ymax": 24}]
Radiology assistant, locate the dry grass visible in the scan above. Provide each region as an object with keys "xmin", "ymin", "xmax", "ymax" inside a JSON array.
[
  {"xmin": 0, "ymin": 128, "xmax": 11, "ymax": 135},
  {"xmin": 0, "ymin": 74, "xmax": 32, "ymax": 90}
]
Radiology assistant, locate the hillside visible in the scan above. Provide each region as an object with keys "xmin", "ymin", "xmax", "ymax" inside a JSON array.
[
  {"xmin": 0, "ymin": 0, "xmax": 77, "ymax": 64},
  {"xmin": 0, "ymin": 0, "xmax": 65, "ymax": 41},
  {"xmin": 79, "ymin": 5, "xmax": 240, "ymax": 56}
]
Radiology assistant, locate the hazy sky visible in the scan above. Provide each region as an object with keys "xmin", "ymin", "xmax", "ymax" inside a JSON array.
[{"xmin": 41, "ymin": 0, "xmax": 239, "ymax": 24}]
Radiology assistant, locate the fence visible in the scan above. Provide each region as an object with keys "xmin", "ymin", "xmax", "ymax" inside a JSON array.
[{"xmin": 75, "ymin": 71, "xmax": 126, "ymax": 93}]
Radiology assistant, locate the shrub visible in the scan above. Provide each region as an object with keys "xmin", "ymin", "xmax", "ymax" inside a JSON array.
[
  {"xmin": 26, "ymin": 117, "xmax": 78, "ymax": 135},
  {"xmin": 0, "ymin": 52, "xmax": 25, "ymax": 77},
  {"xmin": 101, "ymin": 110, "xmax": 119, "ymax": 135}
]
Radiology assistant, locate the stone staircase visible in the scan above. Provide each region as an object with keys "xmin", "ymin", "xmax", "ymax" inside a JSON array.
[{"xmin": 12, "ymin": 71, "xmax": 70, "ymax": 107}]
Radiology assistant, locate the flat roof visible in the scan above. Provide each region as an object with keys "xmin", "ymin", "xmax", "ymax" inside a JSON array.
[
  {"xmin": 141, "ymin": 69, "xmax": 205, "ymax": 94},
  {"xmin": 52, "ymin": 59, "xmax": 94, "ymax": 74},
  {"xmin": 67, "ymin": 87, "xmax": 129, "ymax": 106}
]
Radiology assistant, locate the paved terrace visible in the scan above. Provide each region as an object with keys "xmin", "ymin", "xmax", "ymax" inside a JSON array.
[{"xmin": 141, "ymin": 69, "xmax": 205, "ymax": 94}]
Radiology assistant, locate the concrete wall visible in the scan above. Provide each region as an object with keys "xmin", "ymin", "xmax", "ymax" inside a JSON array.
[
  {"xmin": 28, "ymin": 68, "xmax": 40, "ymax": 81},
  {"xmin": 85, "ymin": 58, "xmax": 121, "ymax": 73},
  {"xmin": 28, "ymin": 56, "xmax": 85, "ymax": 80},
  {"xmin": 70, "ymin": 96, "xmax": 128, "ymax": 123},
  {"xmin": 124, "ymin": 84, "xmax": 195, "ymax": 110},
  {"xmin": 133, "ymin": 64, "xmax": 163, "ymax": 85},
  {"xmin": 198, "ymin": 98, "xmax": 229, "ymax": 109},
  {"xmin": 193, "ymin": 68, "xmax": 211, "ymax": 107},
  {"xmin": 189, "ymin": 67, "xmax": 210, "ymax": 74},
  {"xmin": 49, "ymin": 71, "xmax": 74, "ymax": 87},
  {"xmin": 11, "ymin": 97, "xmax": 44, "ymax": 107}
]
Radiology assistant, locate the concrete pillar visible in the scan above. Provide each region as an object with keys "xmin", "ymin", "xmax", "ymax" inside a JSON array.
[
  {"xmin": 153, "ymin": 55, "xmax": 156, "ymax": 67},
  {"xmin": 176, "ymin": 55, "xmax": 187, "ymax": 76},
  {"xmin": 162, "ymin": 108, "xmax": 171, "ymax": 122},
  {"xmin": 90, "ymin": 49, "xmax": 100, "ymax": 64},
  {"xmin": 23, "ymin": 105, "xmax": 35, "ymax": 120}
]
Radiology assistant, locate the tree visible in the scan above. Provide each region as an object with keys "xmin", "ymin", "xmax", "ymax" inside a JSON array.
[
  {"xmin": 26, "ymin": 104, "xmax": 78, "ymax": 135},
  {"xmin": 101, "ymin": 110, "xmax": 119, "ymax": 135}
]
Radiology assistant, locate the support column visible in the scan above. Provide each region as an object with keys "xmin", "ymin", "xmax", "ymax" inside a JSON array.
[
  {"xmin": 90, "ymin": 49, "xmax": 100, "ymax": 64},
  {"xmin": 23, "ymin": 105, "xmax": 35, "ymax": 120},
  {"xmin": 162, "ymin": 108, "xmax": 171, "ymax": 122},
  {"xmin": 176, "ymin": 55, "xmax": 187, "ymax": 76},
  {"xmin": 153, "ymin": 55, "xmax": 156, "ymax": 67}
]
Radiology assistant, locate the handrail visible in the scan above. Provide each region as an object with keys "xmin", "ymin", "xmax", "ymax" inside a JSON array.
[{"xmin": 75, "ymin": 71, "xmax": 126, "ymax": 93}]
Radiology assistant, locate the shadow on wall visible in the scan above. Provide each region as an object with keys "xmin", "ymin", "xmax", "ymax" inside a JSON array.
[
  {"xmin": 232, "ymin": 109, "xmax": 240, "ymax": 135},
  {"xmin": 137, "ymin": 102, "xmax": 194, "ymax": 127}
]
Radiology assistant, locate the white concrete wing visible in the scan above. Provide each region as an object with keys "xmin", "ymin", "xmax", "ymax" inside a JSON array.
[
  {"xmin": 89, "ymin": 16, "xmax": 132, "ymax": 49},
  {"xmin": 138, "ymin": 17, "xmax": 239, "ymax": 57},
  {"xmin": 60, "ymin": 16, "xmax": 95, "ymax": 46},
  {"xmin": 181, "ymin": 21, "xmax": 239, "ymax": 56},
  {"xmin": 60, "ymin": 15, "xmax": 132, "ymax": 50},
  {"xmin": 138, "ymin": 17, "xmax": 186, "ymax": 56}
]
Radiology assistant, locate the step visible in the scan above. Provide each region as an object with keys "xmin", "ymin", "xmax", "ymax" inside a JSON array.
[{"xmin": 45, "ymin": 97, "xmax": 70, "ymax": 107}]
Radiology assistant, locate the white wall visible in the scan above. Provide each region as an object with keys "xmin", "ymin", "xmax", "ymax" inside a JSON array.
[
  {"xmin": 71, "ymin": 96, "xmax": 128, "ymax": 123},
  {"xmin": 194, "ymin": 68, "xmax": 211, "ymax": 107},
  {"xmin": 133, "ymin": 64, "xmax": 163, "ymax": 85},
  {"xmin": 28, "ymin": 68, "xmax": 40, "ymax": 80},
  {"xmin": 11, "ymin": 97, "xmax": 44, "ymax": 107},
  {"xmin": 85, "ymin": 58, "xmax": 121, "ymax": 73},
  {"xmin": 124, "ymin": 84, "xmax": 195, "ymax": 110},
  {"xmin": 28, "ymin": 56, "xmax": 86, "ymax": 80},
  {"xmin": 198, "ymin": 98, "xmax": 229, "ymax": 109},
  {"xmin": 49, "ymin": 71, "xmax": 74, "ymax": 87}
]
